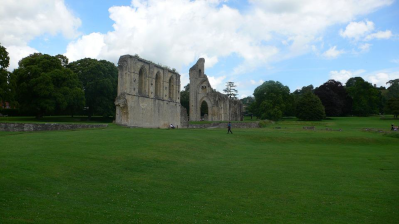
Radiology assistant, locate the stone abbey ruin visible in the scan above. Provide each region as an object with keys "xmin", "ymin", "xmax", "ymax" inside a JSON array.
[{"xmin": 115, "ymin": 55, "xmax": 242, "ymax": 128}]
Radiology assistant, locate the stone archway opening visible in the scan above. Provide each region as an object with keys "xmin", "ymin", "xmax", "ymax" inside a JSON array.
[{"xmin": 200, "ymin": 100, "xmax": 208, "ymax": 121}]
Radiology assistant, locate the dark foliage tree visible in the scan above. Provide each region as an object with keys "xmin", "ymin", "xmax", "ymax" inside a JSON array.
[
  {"xmin": 240, "ymin": 96, "xmax": 255, "ymax": 115},
  {"xmin": 314, "ymin": 80, "xmax": 352, "ymax": 117},
  {"xmin": 0, "ymin": 43, "xmax": 11, "ymax": 107},
  {"xmin": 386, "ymin": 79, "xmax": 399, "ymax": 118},
  {"xmin": 223, "ymin": 82, "xmax": 238, "ymax": 99},
  {"xmin": 180, "ymin": 84, "xmax": 190, "ymax": 115},
  {"xmin": 292, "ymin": 85, "xmax": 314, "ymax": 115},
  {"xmin": 14, "ymin": 53, "xmax": 84, "ymax": 118},
  {"xmin": 292, "ymin": 85, "xmax": 314, "ymax": 96},
  {"xmin": 296, "ymin": 91, "xmax": 325, "ymax": 121},
  {"xmin": 252, "ymin": 81, "xmax": 293, "ymax": 120},
  {"xmin": 55, "ymin": 54, "xmax": 69, "ymax": 67},
  {"xmin": 386, "ymin": 79, "xmax": 399, "ymax": 99},
  {"xmin": 387, "ymin": 98, "xmax": 399, "ymax": 118},
  {"xmin": 345, "ymin": 77, "xmax": 379, "ymax": 116},
  {"xmin": 68, "ymin": 58, "xmax": 118, "ymax": 118}
]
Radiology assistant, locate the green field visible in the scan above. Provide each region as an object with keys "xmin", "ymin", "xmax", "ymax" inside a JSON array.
[{"xmin": 1, "ymin": 117, "xmax": 398, "ymax": 223}]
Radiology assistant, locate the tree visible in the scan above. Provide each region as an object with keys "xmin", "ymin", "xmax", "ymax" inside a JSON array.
[
  {"xmin": 68, "ymin": 58, "xmax": 118, "ymax": 118},
  {"xmin": 386, "ymin": 79, "xmax": 399, "ymax": 99},
  {"xmin": 386, "ymin": 79, "xmax": 399, "ymax": 118},
  {"xmin": 296, "ymin": 91, "xmax": 325, "ymax": 121},
  {"xmin": 55, "ymin": 54, "xmax": 69, "ymax": 67},
  {"xmin": 14, "ymin": 53, "xmax": 85, "ymax": 118},
  {"xmin": 252, "ymin": 81, "xmax": 293, "ymax": 120},
  {"xmin": 314, "ymin": 80, "xmax": 352, "ymax": 117},
  {"xmin": 345, "ymin": 77, "xmax": 380, "ymax": 116},
  {"xmin": 240, "ymin": 96, "xmax": 255, "ymax": 115},
  {"xmin": 180, "ymin": 84, "xmax": 190, "ymax": 114},
  {"xmin": 0, "ymin": 43, "xmax": 11, "ymax": 107},
  {"xmin": 223, "ymin": 82, "xmax": 238, "ymax": 99}
]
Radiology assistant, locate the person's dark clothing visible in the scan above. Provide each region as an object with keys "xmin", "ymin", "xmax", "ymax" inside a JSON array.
[{"xmin": 227, "ymin": 123, "xmax": 233, "ymax": 134}]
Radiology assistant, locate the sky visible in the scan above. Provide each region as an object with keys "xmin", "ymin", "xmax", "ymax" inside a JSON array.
[{"xmin": 1, "ymin": 0, "xmax": 398, "ymax": 98}]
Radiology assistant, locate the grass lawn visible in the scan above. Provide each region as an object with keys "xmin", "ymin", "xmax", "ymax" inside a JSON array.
[{"xmin": 0, "ymin": 117, "xmax": 398, "ymax": 223}]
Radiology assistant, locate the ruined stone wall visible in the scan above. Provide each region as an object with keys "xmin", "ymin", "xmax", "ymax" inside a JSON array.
[
  {"xmin": 189, "ymin": 58, "xmax": 243, "ymax": 121},
  {"xmin": 115, "ymin": 55, "xmax": 181, "ymax": 128},
  {"xmin": 180, "ymin": 107, "xmax": 189, "ymax": 128},
  {"xmin": 0, "ymin": 123, "xmax": 107, "ymax": 132}
]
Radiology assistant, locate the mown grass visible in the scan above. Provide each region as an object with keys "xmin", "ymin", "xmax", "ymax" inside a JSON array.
[{"xmin": 0, "ymin": 117, "xmax": 398, "ymax": 223}]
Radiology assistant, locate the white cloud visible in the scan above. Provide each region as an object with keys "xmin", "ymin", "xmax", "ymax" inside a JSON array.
[
  {"xmin": 365, "ymin": 30, "xmax": 392, "ymax": 41},
  {"xmin": 358, "ymin": 43, "xmax": 371, "ymax": 52},
  {"xmin": 200, "ymin": 55, "xmax": 219, "ymax": 69},
  {"xmin": 64, "ymin": 0, "xmax": 393, "ymax": 74},
  {"xmin": 329, "ymin": 70, "xmax": 354, "ymax": 83},
  {"xmin": 367, "ymin": 73, "xmax": 389, "ymax": 86},
  {"xmin": 208, "ymin": 75, "xmax": 226, "ymax": 91},
  {"xmin": 365, "ymin": 71, "xmax": 399, "ymax": 87},
  {"xmin": 0, "ymin": 0, "xmax": 81, "ymax": 70},
  {"xmin": 329, "ymin": 69, "xmax": 398, "ymax": 87},
  {"xmin": 391, "ymin": 59, "xmax": 399, "ymax": 64},
  {"xmin": 323, "ymin": 46, "xmax": 345, "ymax": 58},
  {"xmin": 65, "ymin": 33, "xmax": 106, "ymax": 62},
  {"xmin": 250, "ymin": 79, "xmax": 264, "ymax": 85},
  {"xmin": 6, "ymin": 45, "xmax": 38, "ymax": 70},
  {"xmin": 340, "ymin": 20, "xmax": 374, "ymax": 40}
]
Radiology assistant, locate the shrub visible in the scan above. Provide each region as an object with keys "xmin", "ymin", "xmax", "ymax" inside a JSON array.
[{"xmin": 296, "ymin": 92, "xmax": 325, "ymax": 121}]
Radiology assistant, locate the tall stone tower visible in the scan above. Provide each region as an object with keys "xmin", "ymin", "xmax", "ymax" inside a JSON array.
[{"xmin": 189, "ymin": 58, "xmax": 243, "ymax": 121}]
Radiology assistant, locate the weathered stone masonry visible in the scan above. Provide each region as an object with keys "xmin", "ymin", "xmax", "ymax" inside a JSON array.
[
  {"xmin": 115, "ymin": 55, "xmax": 181, "ymax": 128},
  {"xmin": 189, "ymin": 58, "xmax": 243, "ymax": 121}
]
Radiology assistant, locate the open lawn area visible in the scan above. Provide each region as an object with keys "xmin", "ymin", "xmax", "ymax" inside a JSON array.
[{"xmin": 0, "ymin": 117, "xmax": 398, "ymax": 223}]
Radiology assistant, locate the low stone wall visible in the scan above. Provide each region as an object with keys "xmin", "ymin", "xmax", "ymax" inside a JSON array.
[
  {"xmin": 189, "ymin": 122, "xmax": 259, "ymax": 129},
  {"xmin": 0, "ymin": 123, "xmax": 108, "ymax": 132}
]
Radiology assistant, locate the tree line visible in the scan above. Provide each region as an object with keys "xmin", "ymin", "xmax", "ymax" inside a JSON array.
[
  {"xmin": 2, "ymin": 42, "xmax": 398, "ymax": 121},
  {"xmin": 0, "ymin": 44, "xmax": 118, "ymax": 119},
  {"xmin": 242, "ymin": 78, "xmax": 399, "ymax": 121}
]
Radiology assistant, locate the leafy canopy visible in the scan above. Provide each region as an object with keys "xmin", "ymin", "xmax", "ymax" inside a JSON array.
[
  {"xmin": 252, "ymin": 81, "xmax": 292, "ymax": 120},
  {"xmin": 346, "ymin": 77, "xmax": 380, "ymax": 116},
  {"xmin": 68, "ymin": 58, "xmax": 118, "ymax": 118},
  {"xmin": 314, "ymin": 80, "xmax": 352, "ymax": 117},
  {"xmin": 296, "ymin": 91, "xmax": 325, "ymax": 121},
  {"xmin": 14, "ymin": 53, "xmax": 84, "ymax": 118},
  {"xmin": 0, "ymin": 43, "xmax": 12, "ymax": 106}
]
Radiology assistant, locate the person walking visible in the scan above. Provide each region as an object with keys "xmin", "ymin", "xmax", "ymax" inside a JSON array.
[{"xmin": 227, "ymin": 122, "xmax": 233, "ymax": 134}]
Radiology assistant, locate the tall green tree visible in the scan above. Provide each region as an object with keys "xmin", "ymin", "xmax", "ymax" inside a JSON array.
[
  {"xmin": 0, "ymin": 43, "xmax": 15, "ymax": 108},
  {"xmin": 345, "ymin": 77, "xmax": 380, "ymax": 116},
  {"xmin": 14, "ymin": 53, "xmax": 84, "ymax": 118},
  {"xmin": 240, "ymin": 96, "xmax": 255, "ymax": 115},
  {"xmin": 314, "ymin": 80, "xmax": 352, "ymax": 116},
  {"xmin": 252, "ymin": 81, "xmax": 293, "ymax": 120},
  {"xmin": 296, "ymin": 91, "xmax": 325, "ymax": 121},
  {"xmin": 180, "ymin": 84, "xmax": 190, "ymax": 114},
  {"xmin": 386, "ymin": 79, "xmax": 399, "ymax": 118},
  {"xmin": 223, "ymin": 82, "xmax": 238, "ymax": 99},
  {"xmin": 68, "ymin": 58, "xmax": 118, "ymax": 118}
]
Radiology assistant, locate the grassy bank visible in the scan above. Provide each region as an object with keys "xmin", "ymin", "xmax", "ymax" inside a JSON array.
[{"xmin": 0, "ymin": 117, "xmax": 398, "ymax": 223}]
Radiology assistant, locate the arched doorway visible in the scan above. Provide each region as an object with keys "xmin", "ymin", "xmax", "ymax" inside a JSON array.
[{"xmin": 200, "ymin": 100, "xmax": 208, "ymax": 121}]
